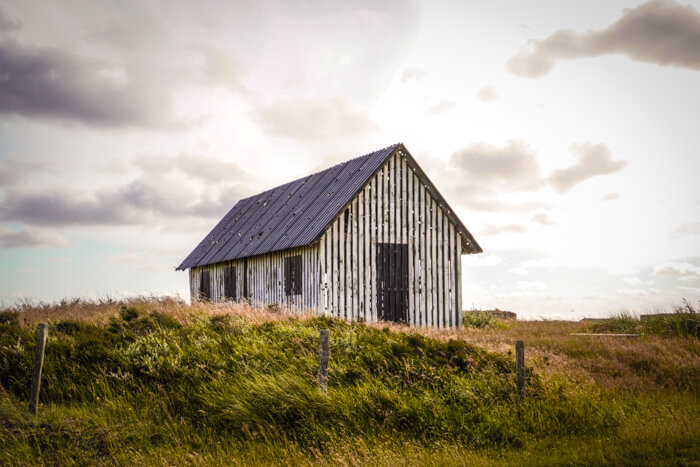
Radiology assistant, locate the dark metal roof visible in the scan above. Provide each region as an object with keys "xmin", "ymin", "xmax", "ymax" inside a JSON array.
[
  {"xmin": 176, "ymin": 144, "xmax": 399, "ymax": 270},
  {"xmin": 177, "ymin": 143, "xmax": 482, "ymax": 270}
]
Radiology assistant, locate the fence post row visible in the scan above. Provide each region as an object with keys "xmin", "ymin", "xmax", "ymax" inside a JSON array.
[
  {"xmin": 515, "ymin": 340, "xmax": 525, "ymax": 396},
  {"xmin": 317, "ymin": 329, "xmax": 330, "ymax": 393},
  {"xmin": 29, "ymin": 323, "xmax": 48, "ymax": 415}
]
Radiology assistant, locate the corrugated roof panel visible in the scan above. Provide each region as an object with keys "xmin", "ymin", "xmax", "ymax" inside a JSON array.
[
  {"xmin": 298, "ymin": 146, "xmax": 392, "ymax": 246},
  {"xmin": 216, "ymin": 176, "xmax": 309, "ymax": 262},
  {"xmin": 265, "ymin": 153, "xmax": 373, "ymax": 253},
  {"xmin": 176, "ymin": 144, "xmax": 399, "ymax": 270}
]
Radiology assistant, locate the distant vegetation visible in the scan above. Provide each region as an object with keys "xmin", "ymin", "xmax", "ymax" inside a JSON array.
[
  {"xmin": 591, "ymin": 299, "xmax": 700, "ymax": 339},
  {"xmin": 0, "ymin": 297, "xmax": 698, "ymax": 465}
]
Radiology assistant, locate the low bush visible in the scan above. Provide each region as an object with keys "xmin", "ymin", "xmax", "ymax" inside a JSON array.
[{"xmin": 462, "ymin": 310, "xmax": 498, "ymax": 328}]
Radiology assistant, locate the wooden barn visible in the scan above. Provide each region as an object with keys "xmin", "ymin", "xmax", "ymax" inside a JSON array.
[{"xmin": 177, "ymin": 143, "xmax": 482, "ymax": 327}]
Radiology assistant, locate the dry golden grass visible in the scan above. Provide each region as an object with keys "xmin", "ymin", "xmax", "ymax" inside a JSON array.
[
  {"xmin": 4, "ymin": 296, "xmax": 699, "ymax": 392},
  {"xmin": 4, "ymin": 296, "xmax": 313, "ymax": 328}
]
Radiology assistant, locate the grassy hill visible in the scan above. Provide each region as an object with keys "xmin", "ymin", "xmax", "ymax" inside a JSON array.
[{"xmin": 1, "ymin": 298, "xmax": 698, "ymax": 465}]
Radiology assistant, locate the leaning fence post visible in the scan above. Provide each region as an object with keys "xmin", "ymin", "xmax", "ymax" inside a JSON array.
[
  {"xmin": 515, "ymin": 340, "xmax": 525, "ymax": 396},
  {"xmin": 29, "ymin": 323, "xmax": 48, "ymax": 415},
  {"xmin": 317, "ymin": 329, "xmax": 330, "ymax": 393}
]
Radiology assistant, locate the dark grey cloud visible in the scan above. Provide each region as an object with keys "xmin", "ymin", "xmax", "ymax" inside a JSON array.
[
  {"xmin": 254, "ymin": 97, "xmax": 376, "ymax": 143},
  {"xmin": 667, "ymin": 222, "xmax": 700, "ymax": 239},
  {"xmin": 136, "ymin": 153, "xmax": 247, "ymax": 184},
  {"xmin": 0, "ymin": 226, "xmax": 68, "ymax": 248},
  {"xmin": 0, "ymin": 175, "xmax": 249, "ymax": 227},
  {"xmin": 0, "ymin": 155, "xmax": 45, "ymax": 186},
  {"xmin": 0, "ymin": 39, "xmax": 178, "ymax": 127},
  {"xmin": 0, "ymin": 149, "xmax": 251, "ymax": 228},
  {"xmin": 508, "ymin": 0, "xmax": 700, "ymax": 77},
  {"xmin": 0, "ymin": 6, "xmax": 20, "ymax": 33},
  {"xmin": 548, "ymin": 143, "xmax": 627, "ymax": 193}
]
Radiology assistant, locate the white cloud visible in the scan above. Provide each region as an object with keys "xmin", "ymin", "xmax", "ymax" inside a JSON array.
[
  {"xmin": 608, "ymin": 265, "xmax": 641, "ymax": 275},
  {"xmin": 401, "ymin": 66, "xmax": 427, "ymax": 82},
  {"xmin": 466, "ymin": 254, "xmax": 503, "ymax": 266},
  {"xmin": 622, "ymin": 277, "xmax": 643, "ymax": 286},
  {"xmin": 253, "ymin": 97, "xmax": 376, "ymax": 143},
  {"xmin": 600, "ymin": 193, "xmax": 619, "ymax": 202},
  {"xmin": 427, "ymin": 100, "xmax": 456, "ymax": 114},
  {"xmin": 509, "ymin": 267, "xmax": 529, "ymax": 275},
  {"xmin": 477, "ymin": 86, "xmax": 499, "ymax": 101},
  {"xmin": 531, "ymin": 212, "xmax": 555, "ymax": 225},
  {"xmin": 548, "ymin": 143, "xmax": 627, "ymax": 193},
  {"xmin": 653, "ymin": 261, "xmax": 700, "ymax": 277},
  {"xmin": 667, "ymin": 222, "xmax": 700, "ymax": 240},
  {"xmin": 481, "ymin": 223, "xmax": 527, "ymax": 236},
  {"xmin": 516, "ymin": 280, "xmax": 547, "ymax": 290}
]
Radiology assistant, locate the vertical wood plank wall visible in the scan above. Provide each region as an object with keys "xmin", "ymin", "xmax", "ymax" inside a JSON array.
[
  {"xmin": 189, "ymin": 244, "xmax": 319, "ymax": 310},
  {"xmin": 317, "ymin": 149, "xmax": 463, "ymax": 328},
  {"xmin": 189, "ymin": 149, "xmax": 467, "ymax": 327}
]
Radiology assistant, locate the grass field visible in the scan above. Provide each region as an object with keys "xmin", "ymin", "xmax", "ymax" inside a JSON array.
[{"xmin": 1, "ymin": 297, "xmax": 698, "ymax": 466}]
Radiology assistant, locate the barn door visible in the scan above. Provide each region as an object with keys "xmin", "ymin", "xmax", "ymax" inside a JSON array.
[{"xmin": 376, "ymin": 243, "xmax": 409, "ymax": 323}]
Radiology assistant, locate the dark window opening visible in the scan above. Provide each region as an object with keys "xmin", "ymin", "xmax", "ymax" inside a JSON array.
[
  {"xmin": 376, "ymin": 243, "xmax": 409, "ymax": 323},
  {"xmin": 224, "ymin": 266, "xmax": 236, "ymax": 300},
  {"xmin": 199, "ymin": 270, "xmax": 211, "ymax": 301},
  {"xmin": 343, "ymin": 209, "xmax": 350, "ymax": 234},
  {"xmin": 284, "ymin": 255, "xmax": 302, "ymax": 296}
]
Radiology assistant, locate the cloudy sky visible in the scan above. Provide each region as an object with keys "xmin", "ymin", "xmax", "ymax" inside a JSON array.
[{"xmin": 1, "ymin": 0, "xmax": 699, "ymax": 318}]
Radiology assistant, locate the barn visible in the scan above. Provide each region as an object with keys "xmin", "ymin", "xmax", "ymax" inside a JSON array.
[{"xmin": 176, "ymin": 143, "xmax": 482, "ymax": 327}]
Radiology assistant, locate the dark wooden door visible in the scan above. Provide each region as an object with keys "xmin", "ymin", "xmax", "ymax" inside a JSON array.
[
  {"xmin": 224, "ymin": 266, "xmax": 236, "ymax": 300},
  {"xmin": 200, "ymin": 270, "xmax": 211, "ymax": 301},
  {"xmin": 376, "ymin": 243, "xmax": 409, "ymax": 323}
]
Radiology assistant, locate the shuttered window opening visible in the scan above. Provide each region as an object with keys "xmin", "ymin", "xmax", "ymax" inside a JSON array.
[
  {"xmin": 284, "ymin": 255, "xmax": 302, "ymax": 296},
  {"xmin": 224, "ymin": 266, "xmax": 236, "ymax": 300},
  {"xmin": 200, "ymin": 270, "xmax": 211, "ymax": 301},
  {"xmin": 376, "ymin": 243, "xmax": 409, "ymax": 323}
]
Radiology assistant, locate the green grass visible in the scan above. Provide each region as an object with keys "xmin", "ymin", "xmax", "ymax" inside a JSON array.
[{"xmin": 0, "ymin": 299, "xmax": 698, "ymax": 465}]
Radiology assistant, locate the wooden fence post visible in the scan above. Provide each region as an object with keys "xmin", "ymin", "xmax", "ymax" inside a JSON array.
[
  {"xmin": 317, "ymin": 329, "xmax": 330, "ymax": 393},
  {"xmin": 29, "ymin": 323, "xmax": 48, "ymax": 415},
  {"xmin": 515, "ymin": 340, "xmax": 525, "ymax": 396}
]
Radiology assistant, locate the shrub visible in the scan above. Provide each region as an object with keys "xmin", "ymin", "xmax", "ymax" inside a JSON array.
[{"xmin": 462, "ymin": 310, "xmax": 498, "ymax": 328}]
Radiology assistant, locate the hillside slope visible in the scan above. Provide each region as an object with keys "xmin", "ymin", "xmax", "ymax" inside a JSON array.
[{"xmin": 1, "ymin": 298, "xmax": 698, "ymax": 465}]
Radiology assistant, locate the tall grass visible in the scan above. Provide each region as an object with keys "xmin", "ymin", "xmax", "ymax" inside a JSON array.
[
  {"xmin": 591, "ymin": 299, "xmax": 700, "ymax": 339},
  {"xmin": 1, "ymin": 297, "xmax": 698, "ymax": 465}
]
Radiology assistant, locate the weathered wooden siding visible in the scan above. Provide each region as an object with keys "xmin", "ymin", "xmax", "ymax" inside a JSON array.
[
  {"xmin": 190, "ymin": 244, "xmax": 319, "ymax": 310},
  {"xmin": 317, "ymin": 149, "xmax": 462, "ymax": 327},
  {"xmin": 190, "ymin": 149, "xmax": 466, "ymax": 327}
]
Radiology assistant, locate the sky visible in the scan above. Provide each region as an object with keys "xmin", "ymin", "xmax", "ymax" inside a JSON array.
[{"xmin": 1, "ymin": 0, "xmax": 699, "ymax": 319}]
